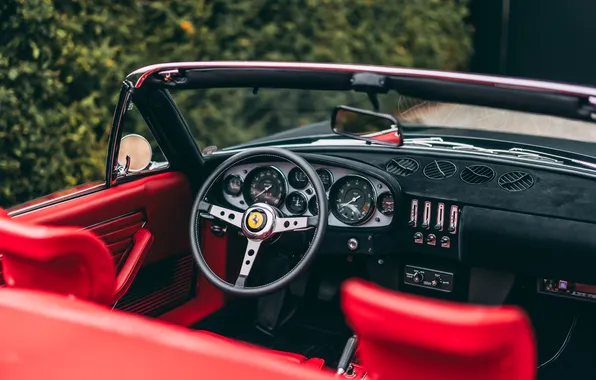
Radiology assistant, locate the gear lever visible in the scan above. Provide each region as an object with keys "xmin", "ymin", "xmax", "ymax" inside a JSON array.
[{"xmin": 337, "ymin": 335, "xmax": 358, "ymax": 375}]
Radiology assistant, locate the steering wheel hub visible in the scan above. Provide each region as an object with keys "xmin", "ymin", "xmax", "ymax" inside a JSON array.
[{"xmin": 242, "ymin": 203, "xmax": 275, "ymax": 239}]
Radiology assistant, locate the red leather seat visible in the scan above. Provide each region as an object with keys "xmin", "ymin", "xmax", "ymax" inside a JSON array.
[
  {"xmin": 0, "ymin": 287, "xmax": 333, "ymax": 380},
  {"xmin": 0, "ymin": 206, "xmax": 154, "ymax": 305},
  {"xmin": 0, "ymin": 208, "xmax": 325, "ymax": 369},
  {"xmin": 341, "ymin": 279, "xmax": 536, "ymax": 380}
]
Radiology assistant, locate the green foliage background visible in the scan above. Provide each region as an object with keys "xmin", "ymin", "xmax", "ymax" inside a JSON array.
[{"xmin": 0, "ymin": 0, "xmax": 471, "ymax": 208}]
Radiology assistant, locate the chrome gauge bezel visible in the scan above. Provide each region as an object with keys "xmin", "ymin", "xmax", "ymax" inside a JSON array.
[
  {"xmin": 222, "ymin": 174, "xmax": 244, "ymax": 197},
  {"xmin": 329, "ymin": 174, "xmax": 377, "ymax": 226},
  {"xmin": 285, "ymin": 191, "xmax": 308, "ymax": 215},
  {"xmin": 377, "ymin": 191, "xmax": 395, "ymax": 216},
  {"xmin": 288, "ymin": 167, "xmax": 309, "ymax": 190},
  {"xmin": 243, "ymin": 165, "xmax": 288, "ymax": 208},
  {"xmin": 315, "ymin": 168, "xmax": 334, "ymax": 191}
]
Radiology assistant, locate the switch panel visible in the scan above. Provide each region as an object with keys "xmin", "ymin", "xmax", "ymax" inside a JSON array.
[
  {"xmin": 406, "ymin": 197, "xmax": 460, "ymax": 253},
  {"xmin": 404, "ymin": 265, "xmax": 454, "ymax": 293}
]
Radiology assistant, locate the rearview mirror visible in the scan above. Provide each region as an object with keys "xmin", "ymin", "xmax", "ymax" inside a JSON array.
[
  {"xmin": 117, "ymin": 134, "xmax": 153, "ymax": 173},
  {"xmin": 331, "ymin": 105, "xmax": 403, "ymax": 146}
]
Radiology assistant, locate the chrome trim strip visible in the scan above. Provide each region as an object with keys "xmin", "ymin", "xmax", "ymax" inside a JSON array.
[
  {"xmin": 81, "ymin": 210, "xmax": 145, "ymax": 231},
  {"xmin": 9, "ymin": 183, "xmax": 106, "ymax": 218}
]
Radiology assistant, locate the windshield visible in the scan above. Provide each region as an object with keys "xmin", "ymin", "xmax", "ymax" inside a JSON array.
[{"xmin": 168, "ymin": 88, "xmax": 596, "ymax": 152}]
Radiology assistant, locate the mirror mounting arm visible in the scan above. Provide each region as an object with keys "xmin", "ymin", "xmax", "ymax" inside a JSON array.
[
  {"xmin": 122, "ymin": 155, "xmax": 131, "ymax": 175},
  {"xmin": 351, "ymin": 73, "xmax": 388, "ymax": 112},
  {"xmin": 350, "ymin": 72, "xmax": 389, "ymax": 93}
]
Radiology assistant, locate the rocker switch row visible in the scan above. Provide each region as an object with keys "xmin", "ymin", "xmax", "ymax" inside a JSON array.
[
  {"xmin": 409, "ymin": 199, "xmax": 458, "ymax": 249},
  {"xmin": 410, "ymin": 199, "xmax": 454, "ymax": 232}
]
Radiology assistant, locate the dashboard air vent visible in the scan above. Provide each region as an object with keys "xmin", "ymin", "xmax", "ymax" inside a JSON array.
[
  {"xmin": 386, "ymin": 157, "xmax": 419, "ymax": 177},
  {"xmin": 498, "ymin": 171, "xmax": 534, "ymax": 192},
  {"xmin": 460, "ymin": 165, "xmax": 495, "ymax": 184},
  {"xmin": 423, "ymin": 160, "xmax": 457, "ymax": 180}
]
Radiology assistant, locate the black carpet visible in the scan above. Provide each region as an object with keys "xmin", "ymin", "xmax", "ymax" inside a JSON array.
[{"xmin": 192, "ymin": 298, "xmax": 351, "ymax": 368}]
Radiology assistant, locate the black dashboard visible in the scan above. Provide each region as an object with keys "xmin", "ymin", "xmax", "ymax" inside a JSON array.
[{"xmin": 204, "ymin": 143, "xmax": 596, "ymax": 305}]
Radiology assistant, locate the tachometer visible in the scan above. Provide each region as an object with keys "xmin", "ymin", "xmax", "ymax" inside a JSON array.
[
  {"xmin": 244, "ymin": 166, "xmax": 286, "ymax": 207},
  {"xmin": 330, "ymin": 175, "xmax": 375, "ymax": 225}
]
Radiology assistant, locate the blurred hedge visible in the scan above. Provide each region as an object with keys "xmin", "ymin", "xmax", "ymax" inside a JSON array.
[{"xmin": 0, "ymin": 0, "xmax": 471, "ymax": 208}]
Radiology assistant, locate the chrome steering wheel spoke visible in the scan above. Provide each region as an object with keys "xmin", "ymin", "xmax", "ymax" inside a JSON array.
[
  {"xmin": 199, "ymin": 201, "xmax": 243, "ymax": 228},
  {"xmin": 234, "ymin": 239, "xmax": 262, "ymax": 288},
  {"xmin": 273, "ymin": 216, "xmax": 318, "ymax": 233}
]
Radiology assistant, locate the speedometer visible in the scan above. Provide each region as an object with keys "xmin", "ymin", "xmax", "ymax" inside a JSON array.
[
  {"xmin": 244, "ymin": 166, "xmax": 286, "ymax": 207},
  {"xmin": 329, "ymin": 175, "xmax": 375, "ymax": 225}
]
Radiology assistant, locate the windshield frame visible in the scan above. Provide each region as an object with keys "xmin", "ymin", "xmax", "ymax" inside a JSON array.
[{"xmin": 125, "ymin": 61, "xmax": 596, "ymax": 161}]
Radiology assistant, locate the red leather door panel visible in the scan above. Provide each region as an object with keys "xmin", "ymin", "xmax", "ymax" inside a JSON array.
[
  {"xmin": 8, "ymin": 172, "xmax": 195, "ymax": 315},
  {"xmin": 88, "ymin": 212, "xmax": 146, "ymax": 268},
  {"xmin": 13, "ymin": 172, "xmax": 192, "ymax": 264}
]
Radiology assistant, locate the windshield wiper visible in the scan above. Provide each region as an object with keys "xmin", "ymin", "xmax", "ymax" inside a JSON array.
[{"xmin": 404, "ymin": 137, "xmax": 596, "ymax": 170}]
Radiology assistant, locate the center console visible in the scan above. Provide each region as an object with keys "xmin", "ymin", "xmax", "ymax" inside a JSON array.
[{"xmin": 400, "ymin": 196, "xmax": 462, "ymax": 297}]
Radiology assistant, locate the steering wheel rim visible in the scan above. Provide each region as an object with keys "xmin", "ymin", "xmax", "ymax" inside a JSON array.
[{"xmin": 190, "ymin": 147, "xmax": 328, "ymax": 297}]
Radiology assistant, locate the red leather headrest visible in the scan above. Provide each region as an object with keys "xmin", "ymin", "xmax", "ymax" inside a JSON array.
[
  {"xmin": 0, "ymin": 217, "xmax": 116, "ymax": 304},
  {"xmin": 341, "ymin": 279, "xmax": 536, "ymax": 380}
]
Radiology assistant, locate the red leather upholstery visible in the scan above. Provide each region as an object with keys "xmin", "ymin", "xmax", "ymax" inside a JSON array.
[
  {"xmin": 0, "ymin": 288, "xmax": 333, "ymax": 380},
  {"xmin": 0, "ymin": 207, "xmax": 325, "ymax": 370},
  {"xmin": 0, "ymin": 217, "xmax": 116, "ymax": 304},
  {"xmin": 342, "ymin": 279, "xmax": 536, "ymax": 380},
  {"xmin": 0, "ymin": 206, "xmax": 157, "ymax": 306}
]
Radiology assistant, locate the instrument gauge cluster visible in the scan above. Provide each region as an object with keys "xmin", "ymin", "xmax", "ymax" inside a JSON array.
[{"xmin": 220, "ymin": 162, "xmax": 394, "ymax": 228}]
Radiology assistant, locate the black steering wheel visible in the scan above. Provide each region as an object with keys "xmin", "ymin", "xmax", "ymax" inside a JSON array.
[{"xmin": 190, "ymin": 147, "xmax": 328, "ymax": 297}]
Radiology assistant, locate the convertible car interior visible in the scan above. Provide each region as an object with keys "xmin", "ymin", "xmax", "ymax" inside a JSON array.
[{"xmin": 2, "ymin": 62, "xmax": 596, "ymax": 379}]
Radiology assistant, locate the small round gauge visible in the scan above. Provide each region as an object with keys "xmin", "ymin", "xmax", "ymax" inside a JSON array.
[
  {"xmin": 285, "ymin": 192, "xmax": 307, "ymax": 214},
  {"xmin": 223, "ymin": 175, "xmax": 243, "ymax": 196},
  {"xmin": 288, "ymin": 167, "xmax": 309, "ymax": 189},
  {"xmin": 330, "ymin": 176, "xmax": 375, "ymax": 225},
  {"xmin": 316, "ymin": 168, "xmax": 333, "ymax": 191},
  {"xmin": 244, "ymin": 166, "xmax": 287, "ymax": 207},
  {"xmin": 377, "ymin": 192, "xmax": 394, "ymax": 216}
]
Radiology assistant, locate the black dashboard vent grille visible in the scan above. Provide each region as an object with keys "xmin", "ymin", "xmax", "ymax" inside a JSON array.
[
  {"xmin": 460, "ymin": 165, "xmax": 495, "ymax": 184},
  {"xmin": 386, "ymin": 157, "xmax": 419, "ymax": 177},
  {"xmin": 498, "ymin": 171, "xmax": 535, "ymax": 192},
  {"xmin": 423, "ymin": 160, "xmax": 457, "ymax": 180}
]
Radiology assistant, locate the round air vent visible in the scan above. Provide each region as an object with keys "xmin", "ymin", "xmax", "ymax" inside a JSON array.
[
  {"xmin": 460, "ymin": 165, "xmax": 495, "ymax": 184},
  {"xmin": 423, "ymin": 160, "xmax": 457, "ymax": 180},
  {"xmin": 498, "ymin": 171, "xmax": 534, "ymax": 192},
  {"xmin": 386, "ymin": 157, "xmax": 419, "ymax": 177}
]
